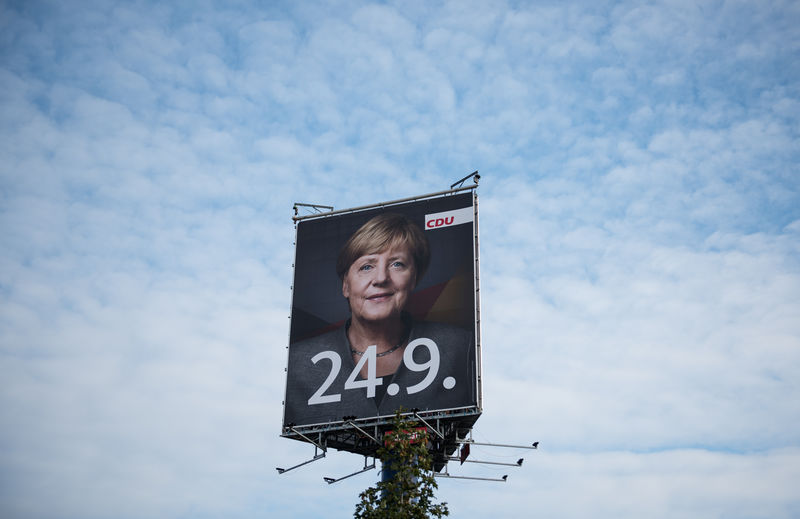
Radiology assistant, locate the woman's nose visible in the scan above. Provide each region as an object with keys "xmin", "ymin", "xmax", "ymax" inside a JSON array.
[{"xmin": 372, "ymin": 264, "xmax": 389, "ymax": 284}]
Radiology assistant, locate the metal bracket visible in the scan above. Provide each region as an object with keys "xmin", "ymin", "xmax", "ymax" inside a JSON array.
[
  {"xmin": 293, "ymin": 185, "xmax": 478, "ymax": 222},
  {"xmin": 456, "ymin": 439, "xmax": 539, "ymax": 450},
  {"xmin": 433, "ymin": 434, "xmax": 536, "ymax": 483},
  {"xmin": 276, "ymin": 447, "xmax": 326, "ymax": 474},
  {"xmin": 293, "ymin": 202, "xmax": 334, "ymax": 216},
  {"xmin": 288, "ymin": 426, "xmax": 328, "ymax": 452},
  {"xmin": 412, "ymin": 412, "xmax": 445, "ymax": 440},
  {"xmin": 276, "ymin": 428, "xmax": 330, "ymax": 475},
  {"xmin": 323, "ymin": 456, "xmax": 376, "ymax": 484},
  {"xmin": 345, "ymin": 420, "xmax": 381, "ymax": 446},
  {"xmin": 447, "ymin": 456, "xmax": 524, "ymax": 467},
  {"xmin": 450, "ymin": 171, "xmax": 480, "ymax": 189},
  {"xmin": 435, "ymin": 470, "xmax": 508, "ymax": 483}
]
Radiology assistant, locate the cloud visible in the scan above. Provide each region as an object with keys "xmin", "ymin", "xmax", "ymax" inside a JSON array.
[
  {"xmin": 438, "ymin": 448, "xmax": 800, "ymax": 519},
  {"xmin": 1, "ymin": 0, "xmax": 799, "ymax": 518}
]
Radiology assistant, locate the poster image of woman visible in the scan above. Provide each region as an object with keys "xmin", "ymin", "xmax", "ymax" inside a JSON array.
[{"xmin": 283, "ymin": 197, "xmax": 478, "ymax": 429}]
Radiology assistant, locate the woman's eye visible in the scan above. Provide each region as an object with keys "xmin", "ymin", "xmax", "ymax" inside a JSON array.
[
  {"xmin": 391, "ymin": 261, "xmax": 406, "ymax": 268},
  {"xmin": 359, "ymin": 264, "xmax": 373, "ymax": 272}
]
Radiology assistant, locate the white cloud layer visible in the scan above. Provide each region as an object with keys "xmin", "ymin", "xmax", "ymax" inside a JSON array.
[{"xmin": 1, "ymin": 0, "xmax": 798, "ymax": 517}]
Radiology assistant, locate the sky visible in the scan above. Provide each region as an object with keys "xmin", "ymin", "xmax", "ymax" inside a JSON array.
[{"xmin": 1, "ymin": 0, "xmax": 799, "ymax": 517}]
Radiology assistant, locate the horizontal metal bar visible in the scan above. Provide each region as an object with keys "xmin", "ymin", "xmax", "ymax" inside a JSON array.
[
  {"xmin": 293, "ymin": 202, "xmax": 334, "ymax": 211},
  {"xmin": 456, "ymin": 440, "xmax": 539, "ymax": 450},
  {"xmin": 447, "ymin": 457, "xmax": 523, "ymax": 467},
  {"xmin": 435, "ymin": 473, "xmax": 508, "ymax": 482},
  {"xmin": 283, "ymin": 406, "xmax": 480, "ymax": 432},
  {"xmin": 292, "ymin": 185, "xmax": 477, "ymax": 221}
]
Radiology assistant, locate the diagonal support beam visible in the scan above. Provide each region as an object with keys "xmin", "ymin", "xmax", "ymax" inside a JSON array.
[
  {"xmin": 276, "ymin": 451, "xmax": 325, "ymax": 474},
  {"xmin": 412, "ymin": 412, "xmax": 445, "ymax": 440},
  {"xmin": 288, "ymin": 426, "xmax": 327, "ymax": 452},
  {"xmin": 293, "ymin": 202, "xmax": 334, "ymax": 216},
  {"xmin": 346, "ymin": 421, "xmax": 380, "ymax": 445},
  {"xmin": 323, "ymin": 457, "xmax": 376, "ymax": 484}
]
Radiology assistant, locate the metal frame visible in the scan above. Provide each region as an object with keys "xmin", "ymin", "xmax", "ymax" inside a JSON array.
[
  {"xmin": 279, "ymin": 174, "xmax": 491, "ymax": 482},
  {"xmin": 412, "ymin": 411, "xmax": 445, "ymax": 440},
  {"xmin": 278, "ymin": 174, "xmax": 543, "ymax": 487},
  {"xmin": 323, "ymin": 456, "xmax": 377, "ymax": 484},
  {"xmin": 472, "ymin": 188, "xmax": 484, "ymax": 411},
  {"xmin": 281, "ymin": 408, "xmax": 482, "ymax": 468},
  {"xmin": 450, "ymin": 171, "xmax": 480, "ymax": 189},
  {"xmin": 345, "ymin": 420, "xmax": 382, "ymax": 446},
  {"xmin": 291, "ymin": 184, "xmax": 478, "ymax": 222},
  {"xmin": 447, "ymin": 456, "xmax": 524, "ymax": 467},
  {"xmin": 293, "ymin": 203, "xmax": 334, "ymax": 216},
  {"xmin": 433, "ymin": 437, "xmax": 539, "ymax": 483},
  {"xmin": 456, "ymin": 439, "xmax": 539, "ymax": 450},
  {"xmin": 436, "ymin": 471, "xmax": 508, "ymax": 483},
  {"xmin": 282, "ymin": 182, "xmax": 484, "ymax": 454},
  {"xmin": 276, "ymin": 450, "xmax": 326, "ymax": 474}
]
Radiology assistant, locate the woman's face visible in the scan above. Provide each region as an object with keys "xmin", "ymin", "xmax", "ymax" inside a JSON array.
[{"xmin": 342, "ymin": 246, "xmax": 416, "ymax": 325}]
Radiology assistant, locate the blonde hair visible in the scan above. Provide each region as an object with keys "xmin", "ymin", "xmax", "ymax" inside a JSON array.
[{"xmin": 336, "ymin": 213, "xmax": 430, "ymax": 282}]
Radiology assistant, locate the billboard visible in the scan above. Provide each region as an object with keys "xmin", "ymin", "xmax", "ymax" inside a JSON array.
[{"xmin": 283, "ymin": 190, "xmax": 481, "ymax": 430}]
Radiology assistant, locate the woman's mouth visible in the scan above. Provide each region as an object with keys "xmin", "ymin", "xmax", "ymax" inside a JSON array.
[{"xmin": 367, "ymin": 292, "xmax": 393, "ymax": 301}]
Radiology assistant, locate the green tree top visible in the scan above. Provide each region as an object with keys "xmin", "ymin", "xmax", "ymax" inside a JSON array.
[{"xmin": 354, "ymin": 411, "xmax": 449, "ymax": 519}]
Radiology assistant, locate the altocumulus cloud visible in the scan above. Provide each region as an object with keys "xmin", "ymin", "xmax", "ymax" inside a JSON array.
[{"xmin": 1, "ymin": 1, "xmax": 799, "ymax": 518}]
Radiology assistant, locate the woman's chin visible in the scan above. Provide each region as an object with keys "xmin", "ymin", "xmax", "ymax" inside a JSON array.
[{"xmin": 353, "ymin": 311, "xmax": 402, "ymax": 325}]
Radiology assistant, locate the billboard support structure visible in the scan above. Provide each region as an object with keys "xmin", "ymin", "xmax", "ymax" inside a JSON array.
[
  {"xmin": 412, "ymin": 411, "xmax": 445, "ymax": 440},
  {"xmin": 291, "ymin": 184, "xmax": 478, "ymax": 222},
  {"xmin": 450, "ymin": 170, "xmax": 480, "ymax": 189},
  {"xmin": 345, "ymin": 421, "xmax": 381, "ymax": 446},
  {"xmin": 323, "ymin": 457, "xmax": 377, "ymax": 485},
  {"xmin": 286, "ymin": 426, "xmax": 329, "ymax": 452},
  {"xmin": 293, "ymin": 202, "xmax": 334, "ymax": 216},
  {"xmin": 277, "ymin": 175, "xmax": 541, "ymax": 486},
  {"xmin": 281, "ymin": 179, "xmax": 484, "ymax": 475},
  {"xmin": 436, "ymin": 472, "xmax": 509, "ymax": 483},
  {"xmin": 275, "ymin": 448, "xmax": 326, "ymax": 474}
]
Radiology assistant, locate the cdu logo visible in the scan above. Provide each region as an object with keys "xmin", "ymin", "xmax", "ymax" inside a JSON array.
[
  {"xmin": 424, "ymin": 206, "xmax": 473, "ymax": 230},
  {"xmin": 427, "ymin": 216, "xmax": 455, "ymax": 228}
]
